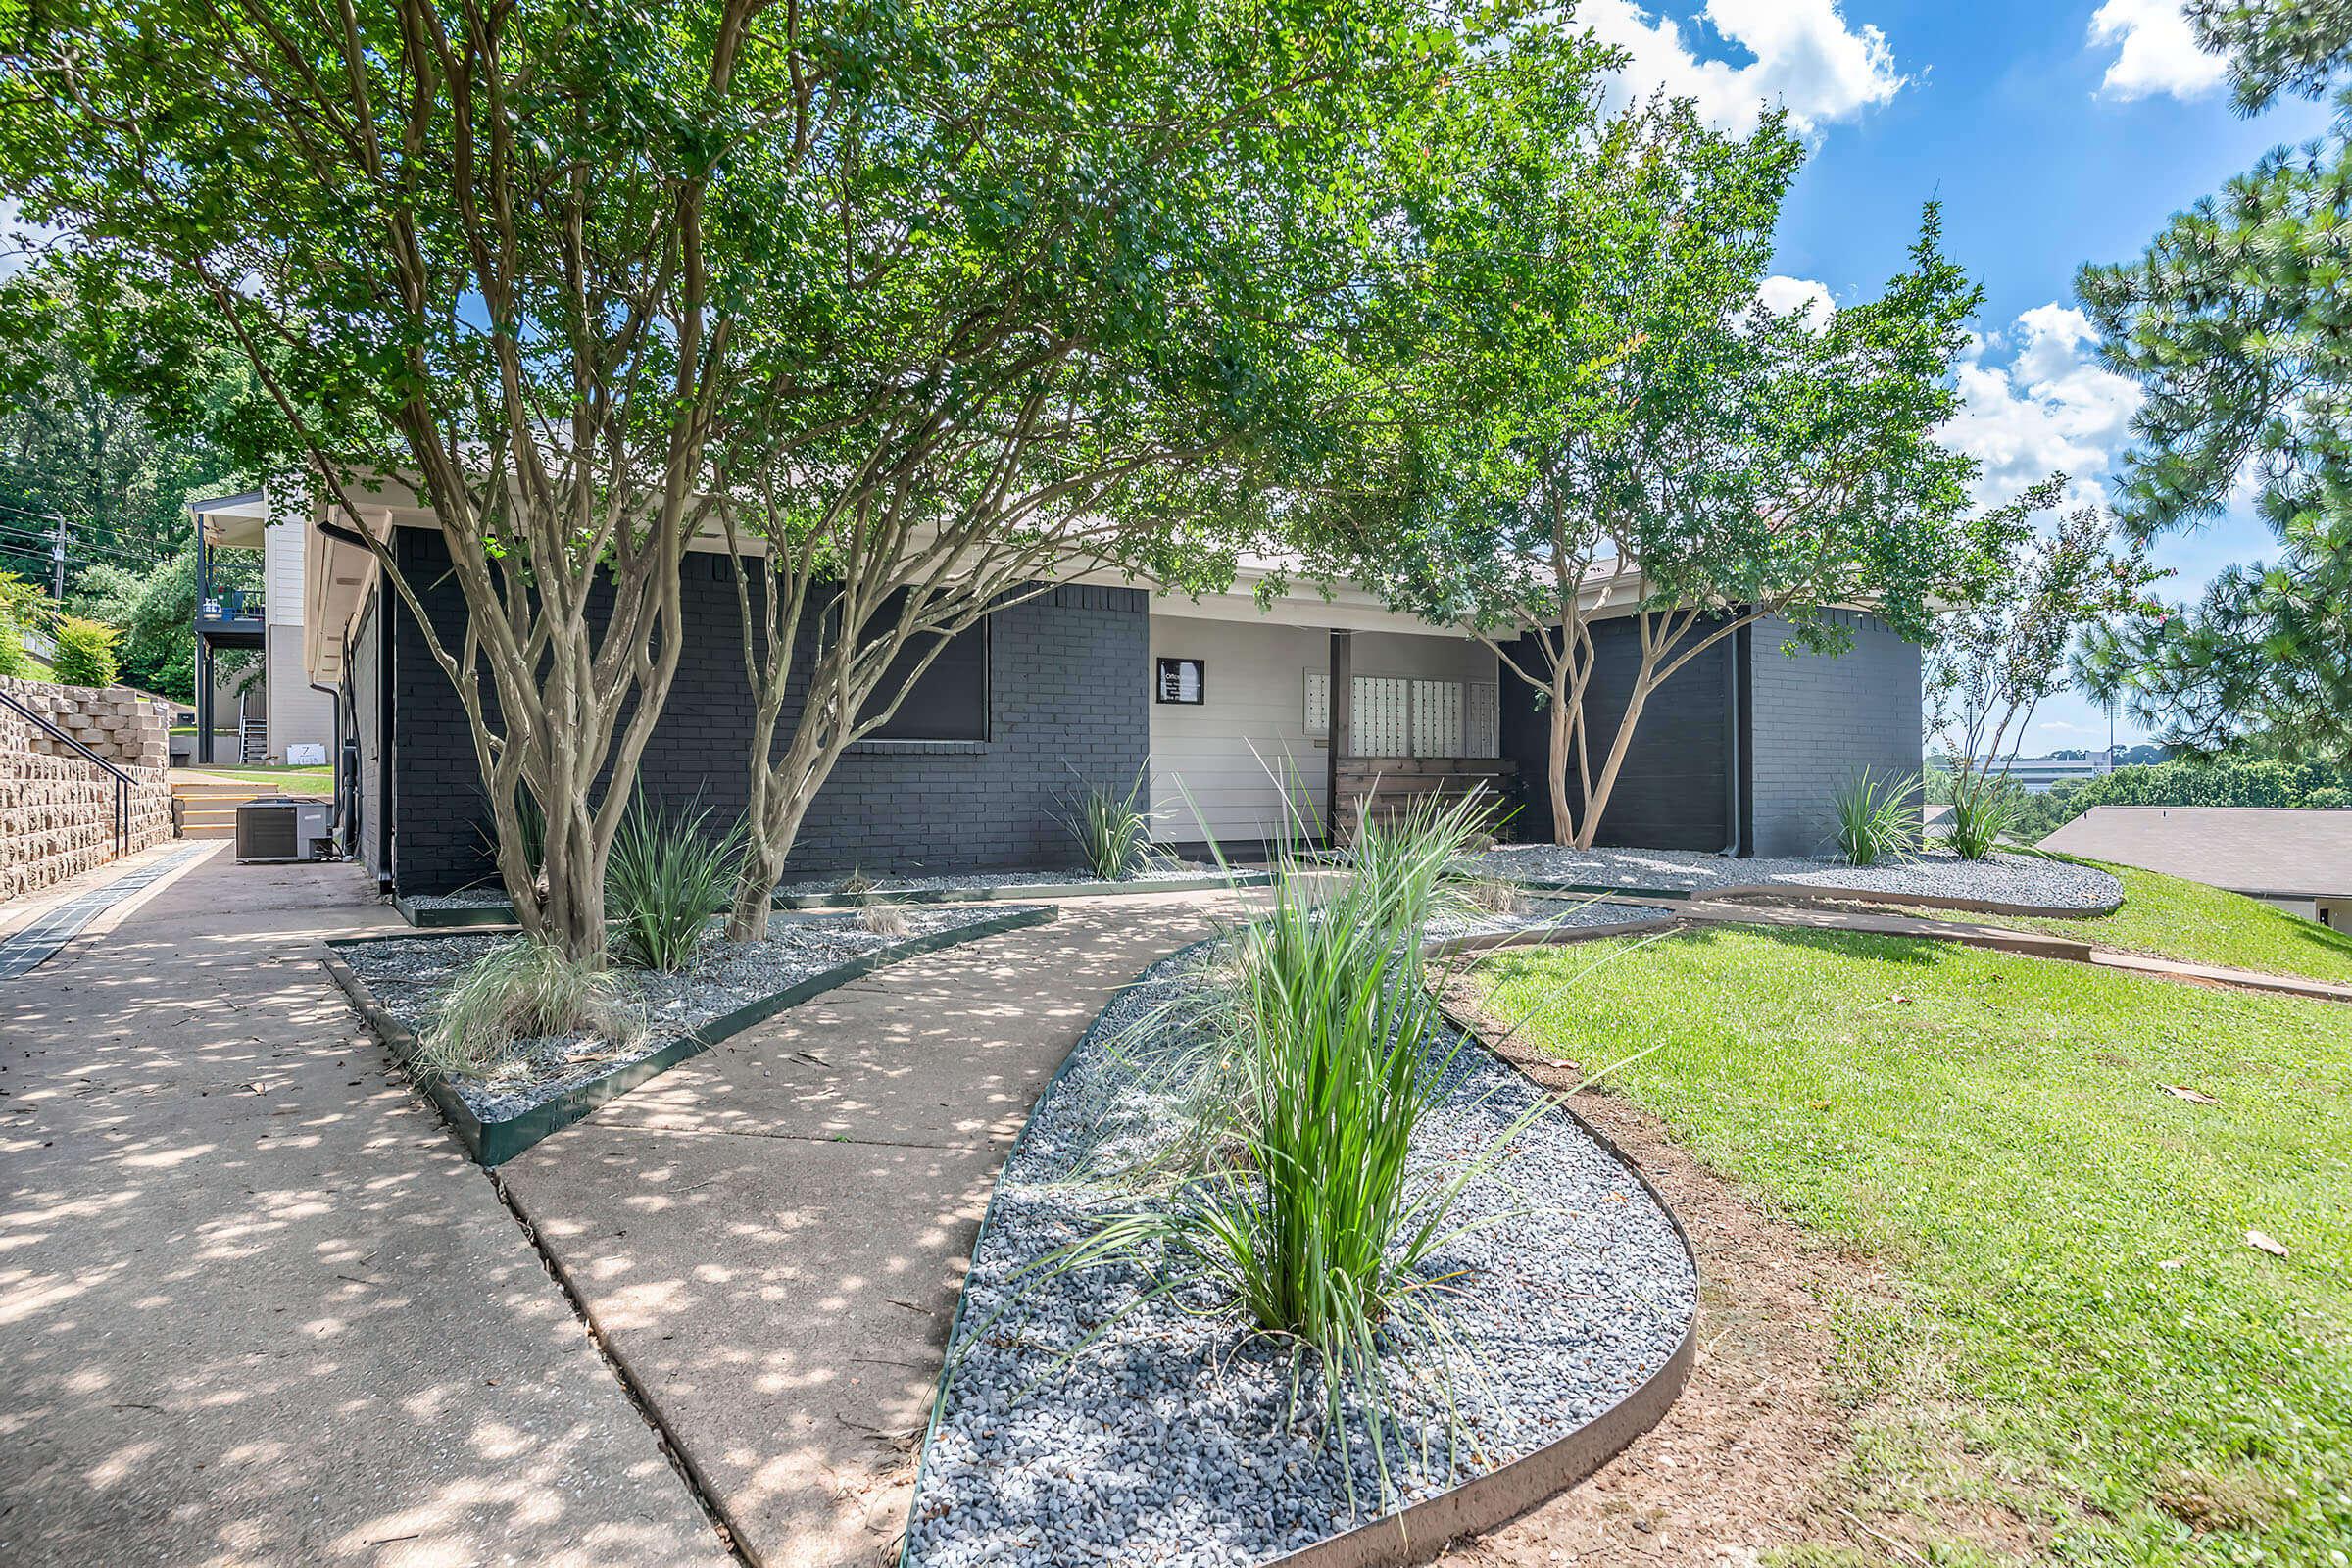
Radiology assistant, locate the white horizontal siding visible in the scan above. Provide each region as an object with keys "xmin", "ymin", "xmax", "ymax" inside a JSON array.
[
  {"xmin": 266, "ymin": 519, "xmax": 305, "ymax": 626},
  {"xmin": 1150, "ymin": 617, "xmax": 1327, "ymax": 846},
  {"xmin": 1148, "ymin": 618, "xmax": 1503, "ymax": 843}
]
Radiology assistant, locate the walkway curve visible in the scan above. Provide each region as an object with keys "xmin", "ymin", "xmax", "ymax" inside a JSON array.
[
  {"xmin": 493, "ymin": 886, "xmax": 1265, "ymax": 1568},
  {"xmin": 0, "ymin": 847, "xmax": 728, "ymax": 1568}
]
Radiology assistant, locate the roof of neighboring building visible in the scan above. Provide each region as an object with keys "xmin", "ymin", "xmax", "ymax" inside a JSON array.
[{"xmin": 2039, "ymin": 807, "xmax": 2352, "ymax": 900}]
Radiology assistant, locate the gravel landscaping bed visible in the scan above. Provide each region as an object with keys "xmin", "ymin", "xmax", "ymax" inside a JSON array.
[
  {"xmin": 775, "ymin": 857, "xmax": 1232, "ymax": 898},
  {"xmin": 1425, "ymin": 893, "xmax": 1676, "ymax": 942},
  {"xmin": 906, "ymin": 947, "xmax": 1696, "ymax": 1568},
  {"xmin": 400, "ymin": 888, "xmax": 525, "ymax": 912},
  {"xmin": 340, "ymin": 906, "xmax": 1038, "ymax": 1123},
  {"xmin": 1465, "ymin": 844, "xmax": 2122, "ymax": 911}
]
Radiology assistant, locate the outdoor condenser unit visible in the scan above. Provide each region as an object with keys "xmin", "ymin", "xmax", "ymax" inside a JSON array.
[{"xmin": 234, "ymin": 797, "xmax": 335, "ymax": 864}]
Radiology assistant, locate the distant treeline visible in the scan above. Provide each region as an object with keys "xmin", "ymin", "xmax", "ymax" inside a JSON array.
[{"xmin": 1931, "ymin": 756, "xmax": 2352, "ymax": 841}]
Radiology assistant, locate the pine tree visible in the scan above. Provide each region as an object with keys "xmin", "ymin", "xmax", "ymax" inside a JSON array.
[{"xmin": 2078, "ymin": 0, "xmax": 2352, "ymax": 758}]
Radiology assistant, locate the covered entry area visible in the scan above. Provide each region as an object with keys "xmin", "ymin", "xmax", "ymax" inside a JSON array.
[{"xmin": 1146, "ymin": 575, "xmax": 1514, "ymax": 853}]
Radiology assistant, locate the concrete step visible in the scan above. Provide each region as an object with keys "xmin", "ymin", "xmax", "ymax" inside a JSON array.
[{"xmin": 179, "ymin": 825, "xmax": 236, "ymax": 840}]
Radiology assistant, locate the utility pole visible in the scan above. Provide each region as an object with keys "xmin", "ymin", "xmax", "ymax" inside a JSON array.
[{"xmin": 47, "ymin": 513, "xmax": 67, "ymax": 600}]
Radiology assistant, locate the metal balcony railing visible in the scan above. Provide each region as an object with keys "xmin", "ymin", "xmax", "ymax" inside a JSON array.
[{"xmin": 0, "ymin": 689, "xmax": 130, "ymax": 857}]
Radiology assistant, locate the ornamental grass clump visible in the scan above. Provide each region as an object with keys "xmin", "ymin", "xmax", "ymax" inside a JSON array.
[
  {"xmin": 1945, "ymin": 774, "xmax": 2020, "ymax": 861},
  {"xmin": 1831, "ymin": 768, "xmax": 1921, "ymax": 866},
  {"xmin": 417, "ymin": 937, "xmax": 644, "ymax": 1083},
  {"xmin": 1063, "ymin": 769, "xmax": 1152, "ymax": 881},
  {"xmin": 607, "ymin": 794, "xmax": 741, "ymax": 972},
  {"xmin": 1044, "ymin": 787, "xmax": 1535, "ymax": 1507}
]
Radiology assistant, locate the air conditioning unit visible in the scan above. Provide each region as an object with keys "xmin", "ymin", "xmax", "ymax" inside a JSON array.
[{"xmin": 235, "ymin": 797, "xmax": 335, "ymax": 863}]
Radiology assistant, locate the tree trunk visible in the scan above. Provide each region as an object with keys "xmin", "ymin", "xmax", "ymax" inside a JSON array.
[
  {"xmin": 1575, "ymin": 678, "xmax": 1652, "ymax": 850},
  {"xmin": 1546, "ymin": 680, "xmax": 1576, "ymax": 847},
  {"xmin": 727, "ymin": 842, "xmax": 779, "ymax": 943}
]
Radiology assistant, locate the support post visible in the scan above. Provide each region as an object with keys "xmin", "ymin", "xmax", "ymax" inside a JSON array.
[
  {"xmin": 197, "ymin": 634, "xmax": 213, "ymax": 766},
  {"xmin": 1326, "ymin": 630, "xmax": 1352, "ymax": 847}
]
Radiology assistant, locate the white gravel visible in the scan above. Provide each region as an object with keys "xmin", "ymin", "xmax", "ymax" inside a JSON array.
[
  {"xmin": 1424, "ymin": 893, "xmax": 1675, "ymax": 942},
  {"xmin": 341, "ymin": 906, "xmax": 1039, "ymax": 1123},
  {"xmin": 906, "ymin": 947, "xmax": 1696, "ymax": 1568},
  {"xmin": 776, "ymin": 857, "xmax": 1233, "ymax": 898},
  {"xmin": 401, "ymin": 888, "xmax": 524, "ymax": 912},
  {"xmin": 1465, "ymin": 845, "xmax": 2121, "ymax": 911}
]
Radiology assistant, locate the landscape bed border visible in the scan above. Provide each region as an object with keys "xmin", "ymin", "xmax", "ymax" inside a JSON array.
[
  {"xmin": 1491, "ymin": 873, "xmax": 2121, "ymax": 920},
  {"xmin": 900, "ymin": 926, "xmax": 1700, "ymax": 1568},
  {"xmin": 391, "ymin": 869, "xmax": 1270, "ymax": 926},
  {"xmin": 322, "ymin": 904, "xmax": 1058, "ymax": 1166}
]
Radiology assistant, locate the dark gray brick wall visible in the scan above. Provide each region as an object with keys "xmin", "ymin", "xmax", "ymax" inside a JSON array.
[
  {"xmin": 1745, "ymin": 610, "xmax": 1924, "ymax": 858},
  {"xmin": 348, "ymin": 586, "xmax": 385, "ymax": 882},
  {"xmin": 384, "ymin": 527, "xmax": 1149, "ymax": 896},
  {"xmin": 1497, "ymin": 618, "xmax": 1737, "ymax": 851}
]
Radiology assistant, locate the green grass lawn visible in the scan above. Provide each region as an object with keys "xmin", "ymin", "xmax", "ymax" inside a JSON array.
[
  {"xmin": 1476, "ymin": 927, "xmax": 2352, "ymax": 1567},
  {"xmin": 171, "ymin": 764, "xmax": 334, "ymax": 791},
  {"xmin": 1892, "ymin": 859, "xmax": 2352, "ymax": 987}
]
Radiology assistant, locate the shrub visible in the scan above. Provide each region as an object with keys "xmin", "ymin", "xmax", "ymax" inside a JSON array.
[
  {"xmin": 607, "ymin": 794, "xmax": 741, "ymax": 971},
  {"xmin": 1461, "ymin": 873, "xmax": 1526, "ymax": 919},
  {"xmin": 419, "ymin": 938, "xmax": 644, "ymax": 1081},
  {"xmin": 856, "ymin": 900, "xmax": 910, "ymax": 939},
  {"xmin": 1945, "ymin": 774, "xmax": 2019, "ymax": 860},
  {"xmin": 476, "ymin": 782, "xmax": 548, "ymax": 890},
  {"xmin": 1062, "ymin": 770, "xmax": 1151, "ymax": 880},
  {"xmin": 0, "ymin": 606, "xmax": 27, "ymax": 679},
  {"xmin": 1047, "ymin": 789, "xmax": 1521, "ymax": 1506},
  {"xmin": 2310, "ymin": 786, "xmax": 2350, "ymax": 808},
  {"xmin": 50, "ymin": 616, "xmax": 120, "ymax": 687},
  {"xmin": 1830, "ymin": 768, "xmax": 1921, "ymax": 866},
  {"xmin": 0, "ymin": 570, "xmax": 48, "ymax": 679}
]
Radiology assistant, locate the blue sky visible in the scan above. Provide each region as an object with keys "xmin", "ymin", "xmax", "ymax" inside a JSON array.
[
  {"xmin": 1578, "ymin": 0, "xmax": 2332, "ymax": 752},
  {"xmin": 5, "ymin": 3, "xmax": 2321, "ymax": 752}
]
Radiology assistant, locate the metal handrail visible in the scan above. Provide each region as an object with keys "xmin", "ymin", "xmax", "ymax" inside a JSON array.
[{"xmin": 0, "ymin": 690, "xmax": 132, "ymax": 856}]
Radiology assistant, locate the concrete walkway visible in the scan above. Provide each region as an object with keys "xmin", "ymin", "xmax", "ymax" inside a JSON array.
[
  {"xmin": 0, "ymin": 848, "xmax": 728, "ymax": 1568},
  {"xmin": 495, "ymin": 889, "xmax": 1256, "ymax": 1568}
]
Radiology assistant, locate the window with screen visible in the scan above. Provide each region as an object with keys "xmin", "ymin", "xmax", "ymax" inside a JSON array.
[{"xmin": 855, "ymin": 612, "xmax": 990, "ymax": 741}]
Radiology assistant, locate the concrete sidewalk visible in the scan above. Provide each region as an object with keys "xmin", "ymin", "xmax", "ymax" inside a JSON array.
[
  {"xmin": 0, "ymin": 848, "xmax": 728, "ymax": 1568},
  {"xmin": 496, "ymin": 889, "xmax": 1255, "ymax": 1568}
]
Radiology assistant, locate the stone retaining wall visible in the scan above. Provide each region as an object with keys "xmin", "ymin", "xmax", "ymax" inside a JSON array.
[{"xmin": 1, "ymin": 676, "xmax": 174, "ymax": 906}]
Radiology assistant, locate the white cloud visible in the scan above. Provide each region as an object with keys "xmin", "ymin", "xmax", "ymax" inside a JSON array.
[
  {"xmin": 1582, "ymin": 0, "xmax": 1907, "ymax": 136},
  {"xmin": 1940, "ymin": 303, "xmax": 2143, "ymax": 506},
  {"xmin": 1756, "ymin": 273, "xmax": 1836, "ymax": 323},
  {"xmin": 2087, "ymin": 0, "xmax": 2227, "ymax": 101}
]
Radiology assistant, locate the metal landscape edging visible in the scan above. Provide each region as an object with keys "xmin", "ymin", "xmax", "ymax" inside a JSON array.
[
  {"xmin": 894, "ymin": 931, "xmax": 1700, "ymax": 1568},
  {"xmin": 323, "ymin": 904, "xmax": 1058, "ymax": 1167},
  {"xmin": 1271, "ymin": 989, "xmax": 1708, "ymax": 1568},
  {"xmin": 1701, "ymin": 882, "xmax": 2122, "ymax": 919},
  {"xmin": 776, "ymin": 868, "xmax": 1270, "ymax": 909},
  {"xmin": 1490, "ymin": 873, "xmax": 2120, "ymax": 921},
  {"xmin": 894, "ymin": 936, "xmax": 1222, "ymax": 1568},
  {"xmin": 389, "ymin": 893, "xmax": 521, "ymax": 928},
  {"xmin": 395, "ymin": 869, "xmax": 1270, "ymax": 925}
]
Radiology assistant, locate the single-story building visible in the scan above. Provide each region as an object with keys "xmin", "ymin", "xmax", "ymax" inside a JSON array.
[
  {"xmin": 187, "ymin": 490, "xmax": 338, "ymax": 767},
  {"xmin": 290, "ymin": 490, "xmax": 1925, "ymax": 900},
  {"xmin": 2040, "ymin": 806, "xmax": 2352, "ymax": 927}
]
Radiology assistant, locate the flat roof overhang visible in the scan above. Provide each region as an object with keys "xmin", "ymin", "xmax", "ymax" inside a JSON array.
[
  {"xmin": 191, "ymin": 490, "xmax": 270, "ymax": 550},
  {"xmin": 194, "ymin": 616, "xmax": 266, "ymax": 650}
]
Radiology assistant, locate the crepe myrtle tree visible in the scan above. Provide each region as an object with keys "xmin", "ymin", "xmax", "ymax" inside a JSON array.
[
  {"xmin": 691, "ymin": 0, "xmax": 1513, "ymax": 938},
  {"xmin": 1321, "ymin": 64, "xmax": 1986, "ymax": 846},
  {"xmin": 0, "ymin": 0, "xmax": 789, "ymax": 962},
  {"xmin": 1, "ymin": 0, "xmax": 1473, "ymax": 959},
  {"xmin": 1926, "ymin": 479, "xmax": 2165, "ymax": 808}
]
